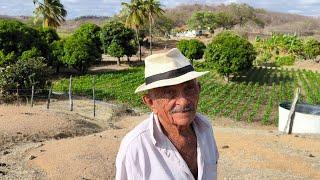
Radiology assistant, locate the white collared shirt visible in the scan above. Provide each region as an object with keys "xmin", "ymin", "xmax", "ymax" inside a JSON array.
[{"xmin": 116, "ymin": 113, "xmax": 219, "ymax": 180}]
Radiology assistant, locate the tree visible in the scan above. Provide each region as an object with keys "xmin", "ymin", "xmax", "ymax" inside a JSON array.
[
  {"xmin": 107, "ymin": 41, "xmax": 125, "ymax": 66},
  {"xmin": 101, "ymin": 21, "xmax": 137, "ymax": 65},
  {"xmin": 74, "ymin": 23, "xmax": 102, "ymax": 61},
  {"xmin": 33, "ymin": 0, "xmax": 67, "ymax": 28},
  {"xmin": 204, "ymin": 31, "xmax": 256, "ymax": 81},
  {"xmin": 121, "ymin": 0, "xmax": 146, "ymax": 61},
  {"xmin": 177, "ymin": 39, "xmax": 205, "ymax": 64},
  {"xmin": 0, "ymin": 19, "xmax": 47, "ymax": 60},
  {"xmin": 63, "ymin": 35, "xmax": 97, "ymax": 74},
  {"xmin": 124, "ymin": 40, "xmax": 138, "ymax": 63},
  {"xmin": 143, "ymin": 0, "xmax": 164, "ymax": 55},
  {"xmin": 50, "ymin": 39, "xmax": 65, "ymax": 73},
  {"xmin": 303, "ymin": 38, "xmax": 320, "ymax": 60}
]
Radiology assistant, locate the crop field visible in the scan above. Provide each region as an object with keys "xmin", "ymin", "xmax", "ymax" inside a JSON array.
[{"xmin": 53, "ymin": 66, "xmax": 320, "ymax": 125}]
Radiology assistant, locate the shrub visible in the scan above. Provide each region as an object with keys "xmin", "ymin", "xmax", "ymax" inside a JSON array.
[
  {"xmin": 303, "ymin": 38, "xmax": 320, "ymax": 60},
  {"xmin": 63, "ymin": 35, "xmax": 96, "ymax": 74},
  {"xmin": 0, "ymin": 51, "xmax": 16, "ymax": 67},
  {"xmin": 204, "ymin": 31, "xmax": 256, "ymax": 80},
  {"xmin": 0, "ymin": 57, "xmax": 48, "ymax": 97},
  {"xmin": 38, "ymin": 27, "xmax": 60, "ymax": 45},
  {"xmin": 19, "ymin": 47, "xmax": 43, "ymax": 61},
  {"xmin": 275, "ymin": 55, "xmax": 295, "ymax": 66}
]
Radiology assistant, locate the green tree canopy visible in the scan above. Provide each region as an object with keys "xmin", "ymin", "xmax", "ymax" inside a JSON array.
[{"xmin": 204, "ymin": 31, "xmax": 256, "ymax": 81}]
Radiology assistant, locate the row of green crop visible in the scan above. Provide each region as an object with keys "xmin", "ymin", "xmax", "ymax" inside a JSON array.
[{"xmin": 53, "ymin": 66, "xmax": 320, "ymax": 125}]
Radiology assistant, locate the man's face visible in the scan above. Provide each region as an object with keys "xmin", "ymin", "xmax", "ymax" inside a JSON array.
[{"xmin": 143, "ymin": 79, "xmax": 201, "ymax": 127}]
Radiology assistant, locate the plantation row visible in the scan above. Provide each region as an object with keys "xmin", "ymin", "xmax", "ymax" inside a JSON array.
[{"xmin": 53, "ymin": 66, "xmax": 320, "ymax": 125}]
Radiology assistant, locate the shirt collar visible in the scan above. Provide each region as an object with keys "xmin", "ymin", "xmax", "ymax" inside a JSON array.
[{"xmin": 149, "ymin": 112, "xmax": 210, "ymax": 147}]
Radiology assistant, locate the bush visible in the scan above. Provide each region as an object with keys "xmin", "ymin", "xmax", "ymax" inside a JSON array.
[
  {"xmin": 38, "ymin": 27, "xmax": 60, "ymax": 45},
  {"xmin": 19, "ymin": 47, "xmax": 43, "ymax": 61},
  {"xmin": 204, "ymin": 31, "xmax": 256, "ymax": 80},
  {"xmin": 0, "ymin": 19, "xmax": 46, "ymax": 58},
  {"xmin": 275, "ymin": 55, "xmax": 295, "ymax": 66},
  {"xmin": 0, "ymin": 51, "xmax": 16, "ymax": 67},
  {"xmin": 0, "ymin": 57, "xmax": 48, "ymax": 97},
  {"xmin": 63, "ymin": 35, "xmax": 97, "ymax": 74},
  {"xmin": 74, "ymin": 23, "xmax": 102, "ymax": 60},
  {"xmin": 177, "ymin": 39, "xmax": 206, "ymax": 64},
  {"xmin": 303, "ymin": 38, "xmax": 320, "ymax": 60}
]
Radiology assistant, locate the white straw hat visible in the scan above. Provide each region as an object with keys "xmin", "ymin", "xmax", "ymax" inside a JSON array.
[{"xmin": 135, "ymin": 48, "xmax": 209, "ymax": 93}]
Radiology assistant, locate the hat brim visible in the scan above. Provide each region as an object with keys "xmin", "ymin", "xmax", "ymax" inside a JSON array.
[{"xmin": 135, "ymin": 71, "xmax": 209, "ymax": 93}]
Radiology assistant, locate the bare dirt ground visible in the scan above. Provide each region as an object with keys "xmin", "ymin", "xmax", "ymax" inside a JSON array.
[{"xmin": 0, "ymin": 102, "xmax": 319, "ymax": 180}]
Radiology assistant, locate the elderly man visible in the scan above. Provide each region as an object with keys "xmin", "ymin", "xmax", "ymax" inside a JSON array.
[{"xmin": 116, "ymin": 48, "xmax": 219, "ymax": 180}]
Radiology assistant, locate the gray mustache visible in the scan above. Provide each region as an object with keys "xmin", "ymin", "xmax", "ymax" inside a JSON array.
[{"xmin": 170, "ymin": 104, "xmax": 195, "ymax": 114}]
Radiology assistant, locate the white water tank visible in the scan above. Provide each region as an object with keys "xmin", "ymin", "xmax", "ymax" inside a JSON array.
[{"xmin": 278, "ymin": 102, "xmax": 320, "ymax": 134}]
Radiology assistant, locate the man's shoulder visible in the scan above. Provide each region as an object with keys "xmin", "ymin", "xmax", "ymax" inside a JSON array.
[
  {"xmin": 117, "ymin": 115, "xmax": 152, "ymax": 158},
  {"xmin": 196, "ymin": 113, "xmax": 213, "ymax": 130}
]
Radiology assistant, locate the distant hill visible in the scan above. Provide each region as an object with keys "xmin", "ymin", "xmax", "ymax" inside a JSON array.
[{"xmin": 165, "ymin": 4, "xmax": 320, "ymax": 36}]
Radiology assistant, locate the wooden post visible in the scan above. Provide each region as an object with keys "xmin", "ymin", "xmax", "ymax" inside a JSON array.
[
  {"xmin": 16, "ymin": 84, "xmax": 19, "ymax": 104},
  {"xmin": 31, "ymin": 85, "xmax": 34, "ymax": 107},
  {"xmin": 69, "ymin": 75, "xmax": 73, "ymax": 111},
  {"xmin": 93, "ymin": 76, "xmax": 96, "ymax": 117},
  {"xmin": 284, "ymin": 88, "xmax": 300, "ymax": 134},
  {"xmin": 47, "ymin": 86, "xmax": 52, "ymax": 109}
]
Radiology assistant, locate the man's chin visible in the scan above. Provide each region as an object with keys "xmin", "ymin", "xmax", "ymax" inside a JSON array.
[{"xmin": 172, "ymin": 112, "xmax": 196, "ymax": 126}]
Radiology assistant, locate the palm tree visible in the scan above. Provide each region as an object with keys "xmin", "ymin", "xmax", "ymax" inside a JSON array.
[
  {"xmin": 143, "ymin": 0, "xmax": 164, "ymax": 55},
  {"xmin": 121, "ymin": 0, "xmax": 146, "ymax": 61},
  {"xmin": 33, "ymin": 0, "xmax": 67, "ymax": 28}
]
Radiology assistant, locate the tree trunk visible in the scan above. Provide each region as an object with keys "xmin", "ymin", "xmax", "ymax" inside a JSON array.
[
  {"xmin": 117, "ymin": 57, "xmax": 120, "ymax": 66},
  {"xmin": 56, "ymin": 65, "xmax": 60, "ymax": 74},
  {"xmin": 127, "ymin": 56, "xmax": 130, "ymax": 64},
  {"xmin": 149, "ymin": 15, "xmax": 152, "ymax": 55},
  {"xmin": 135, "ymin": 29, "xmax": 142, "ymax": 61}
]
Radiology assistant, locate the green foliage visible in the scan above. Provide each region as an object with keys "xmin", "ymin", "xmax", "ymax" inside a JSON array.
[
  {"xmin": 0, "ymin": 51, "xmax": 16, "ymax": 67},
  {"xmin": 0, "ymin": 57, "xmax": 48, "ymax": 95},
  {"xmin": 0, "ymin": 19, "xmax": 46, "ymax": 58},
  {"xmin": 275, "ymin": 55, "xmax": 295, "ymax": 66},
  {"xmin": 74, "ymin": 23, "xmax": 103, "ymax": 59},
  {"xmin": 254, "ymin": 33, "xmax": 303, "ymax": 65},
  {"xmin": 303, "ymin": 38, "xmax": 320, "ymax": 60},
  {"xmin": 38, "ymin": 27, "xmax": 60, "ymax": 45},
  {"xmin": 107, "ymin": 41, "xmax": 125, "ymax": 58},
  {"xmin": 153, "ymin": 14, "xmax": 174, "ymax": 37},
  {"xmin": 204, "ymin": 31, "xmax": 256, "ymax": 79},
  {"xmin": 101, "ymin": 21, "xmax": 137, "ymax": 63},
  {"xmin": 52, "ymin": 66, "xmax": 320, "ymax": 125},
  {"xmin": 49, "ymin": 39, "xmax": 65, "ymax": 72},
  {"xmin": 101, "ymin": 21, "xmax": 136, "ymax": 51},
  {"xmin": 177, "ymin": 39, "xmax": 206, "ymax": 61},
  {"xmin": 19, "ymin": 47, "xmax": 42, "ymax": 61},
  {"xmin": 63, "ymin": 35, "xmax": 96, "ymax": 74}
]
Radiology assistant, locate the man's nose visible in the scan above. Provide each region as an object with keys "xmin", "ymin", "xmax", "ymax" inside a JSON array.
[{"xmin": 175, "ymin": 91, "xmax": 190, "ymax": 105}]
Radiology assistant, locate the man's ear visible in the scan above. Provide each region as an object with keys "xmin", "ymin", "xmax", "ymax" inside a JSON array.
[
  {"xmin": 142, "ymin": 94, "xmax": 154, "ymax": 109},
  {"xmin": 197, "ymin": 81, "xmax": 201, "ymax": 92}
]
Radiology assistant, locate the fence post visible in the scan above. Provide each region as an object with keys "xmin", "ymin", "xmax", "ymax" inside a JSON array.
[
  {"xmin": 16, "ymin": 83, "xmax": 19, "ymax": 104},
  {"xmin": 31, "ymin": 85, "xmax": 34, "ymax": 107},
  {"xmin": 93, "ymin": 76, "xmax": 96, "ymax": 117},
  {"xmin": 47, "ymin": 86, "xmax": 52, "ymax": 109},
  {"xmin": 69, "ymin": 75, "xmax": 73, "ymax": 111}
]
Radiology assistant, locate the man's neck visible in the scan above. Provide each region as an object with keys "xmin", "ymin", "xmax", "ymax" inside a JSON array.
[{"xmin": 158, "ymin": 117, "xmax": 195, "ymax": 139}]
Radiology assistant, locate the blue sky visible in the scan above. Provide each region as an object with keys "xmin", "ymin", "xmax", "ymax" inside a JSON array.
[{"xmin": 1, "ymin": 0, "xmax": 320, "ymax": 19}]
